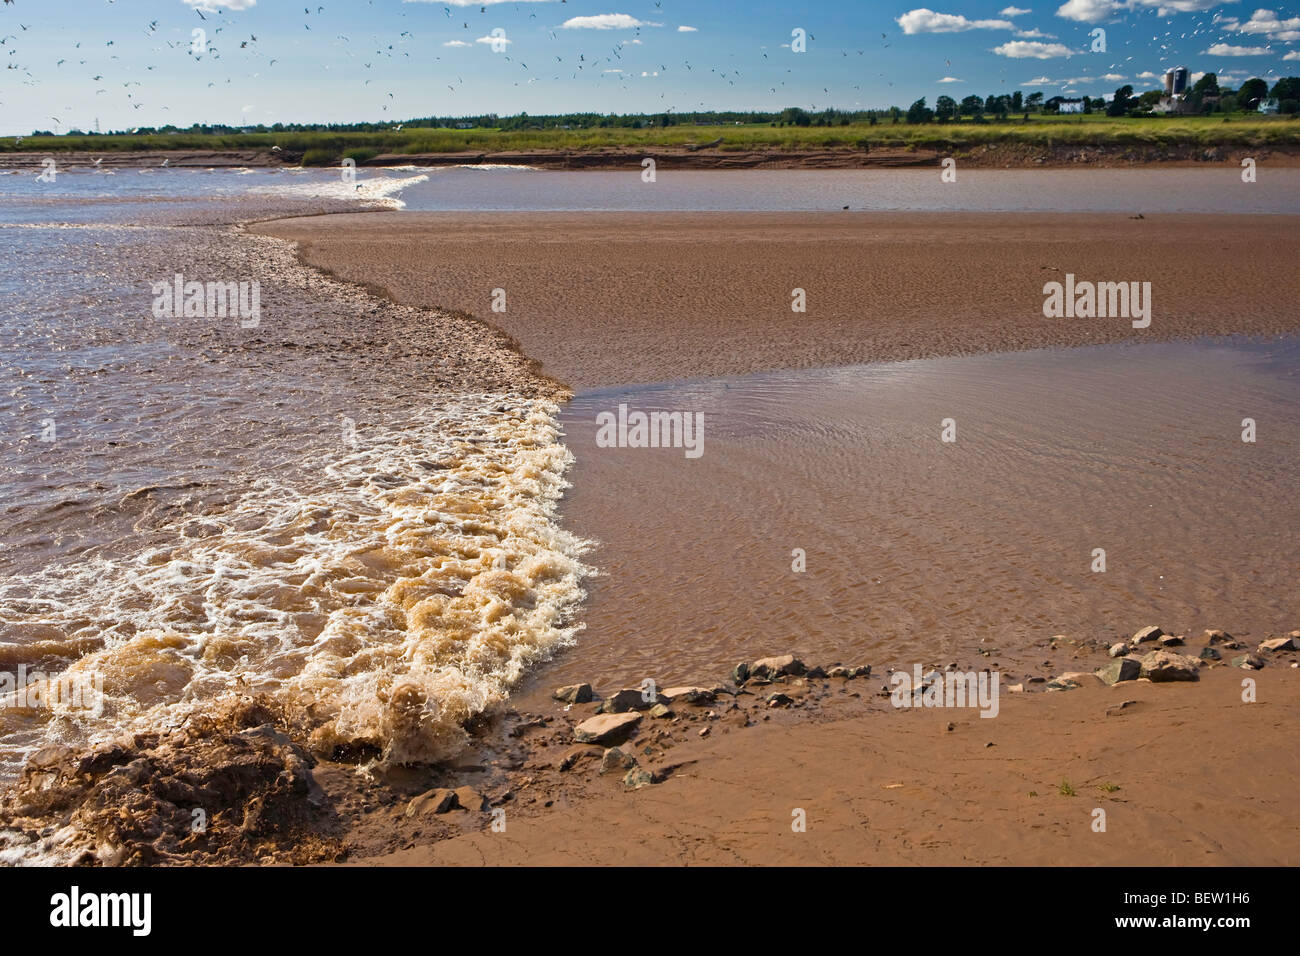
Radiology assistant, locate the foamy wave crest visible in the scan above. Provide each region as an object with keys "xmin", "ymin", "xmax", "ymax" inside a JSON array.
[
  {"xmin": 251, "ymin": 172, "xmax": 429, "ymax": 208},
  {"xmin": 0, "ymin": 397, "xmax": 588, "ymax": 769}
]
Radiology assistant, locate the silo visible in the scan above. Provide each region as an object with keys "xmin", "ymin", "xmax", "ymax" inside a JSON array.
[
  {"xmin": 1172, "ymin": 67, "xmax": 1189, "ymax": 95},
  {"xmin": 1163, "ymin": 70, "xmax": 1175, "ymax": 96}
]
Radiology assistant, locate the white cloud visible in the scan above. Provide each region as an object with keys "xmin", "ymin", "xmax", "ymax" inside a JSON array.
[
  {"xmin": 1285, "ymin": 50, "xmax": 1300, "ymax": 61},
  {"xmin": 1138, "ymin": 0, "xmax": 1229, "ymax": 12},
  {"xmin": 1025, "ymin": 75, "xmax": 1055, "ymax": 83},
  {"xmin": 1016, "ymin": 28, "xmax": 1058, "ymax": 38},
  {"xmin": 1138, "ymin": 70, "xmax": 1158, "ymax": 78},
  {"xmin": 1102, "ymin": 72, "xmax": 1127, "ymax": 80},
  {"xmin": 1205, "ymin": 42, "xmax": 1271, "ymax": 55},
  {"xmin": 1222, "ymin": 9, "xmax": 1300, "ymax": 42},
  {"xmin": 443, "ymin": 40, "xmax": 472, "ymax": 47},
  {"xmin": 562, "ymin": 14, "xmax": 661, "ymax": 29},
  {"xmin": 184, "ymin": 0, "xmax": 256, "ymax": 10},
  {"xmin": 474, "ymin": 34, "xmax": 512, "ymax": 46},
  {"xmin": 1001, "ymin": 6, "xmax": 1033, "ymax": 15},
  {"xmin": 896, "ymin": 8, "xmax": 1015, "ymax": 33},
  {"xmin": 677, "ymin": 25, "xmax": 698, "ymax": 32},
  {"xmin": 937, "ymin": 75, "xmax": 964, "ymax": 82},
  {"xmin": 993, "ymin": 40, "xmax": 1073, "ymax": 57},
  {"xmin": 406, "ymin": 0, "xmax": 552, "ymax": 5},
  {"xmin": 1058, "ymin": 0, "xmax": 1239, "ymax": 21},
  {"xmin": 1055, "ymin": 0, "xmax": 1117, "ymax": 22}
]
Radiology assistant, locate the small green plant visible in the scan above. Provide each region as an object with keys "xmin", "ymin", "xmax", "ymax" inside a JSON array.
[
  {"xmin": 1098, "ymin": 782, "xmax": 1121, "ymax": 793},
  {"xmin": 1058, "ymin": 780, "xmax": 1076, "ymax": 797},
  {"xmin": 1028, "ymin": 790, "xmax": 1039, "ymax": 797}
]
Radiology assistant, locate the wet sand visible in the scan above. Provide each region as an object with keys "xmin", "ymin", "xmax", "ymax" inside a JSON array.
[
  {"xmin": 365, "ymin": 665, "xmax": 1300, "ymax": 867},
  {"xmin": 254, "ymin": 211, "xmax": 1300, "ymax": 388}
]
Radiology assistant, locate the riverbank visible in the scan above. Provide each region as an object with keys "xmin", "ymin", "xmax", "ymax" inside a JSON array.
[{"xmin": 5, "ymin": 141, "xmax": 1300, "ymax": 171}]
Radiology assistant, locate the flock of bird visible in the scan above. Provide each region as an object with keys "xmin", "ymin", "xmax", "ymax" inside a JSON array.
[{"xmin": 0, "ymin": 1, "xmax": 1278, "ymax": 137}]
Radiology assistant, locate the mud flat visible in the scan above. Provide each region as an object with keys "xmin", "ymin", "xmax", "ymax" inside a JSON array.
[{"xmin": 253, "ymin": 211, "xmax": 1300, "ymax": 388}]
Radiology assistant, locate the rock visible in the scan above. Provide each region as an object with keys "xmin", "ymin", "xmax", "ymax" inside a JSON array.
[
  {"xmin": 806, "ymin": 665, "xmax": 828, "ymax": 678},
  {"xmin": 1204, "ymin": 629, "xmax": 1234, "ymax": 646},
  {"xmin": 599, "ymin": 747, "xmax": 636, "ymax": 775},
  {"xmin": 851, "ymin": 665, "xmax": 872, "ymax": 678},
  {"xmin": 1131, "ymin": 625, "xmax": 1164, "ymax": 645},
  {"xmin": 597, "ymin": 688, "xmax": 652, "ymax": 714},
  {"xmin": 731, "ymin": 662, "xmax": 750, "ymax": 684},
  {"xmin": 573, "ymin": 712, "xmax": 642, "ymax": 745},
  {"xmin": 1258, "ymin": 636, "xmax": 1297, "ymax": 653},
  {"xmin": 454, "ymin": 786, "xmax": 488, "ymax": 812},
  {"xmin": 1106, "ymin": 700, "xmax": 1140, "ymax": 717},
  {"xmin": 622, "ymin": 767, "xmax": 656, "ymax": 791},
  {"xmin": 1060, "ymin": 671, "xmax": 1098, "ymax": 684},
  {"xmin": 1108, "ymin": 642, "xmax": 1130, "ymax": 658},
  {"xmin": 1008, "ymin": 683, "xmax": 1025, "ymax": 693},
  {"xmin": 1138, "ymin": 650, "xmax": 1201, "ymax": 682},
  {"xmin": 1158, "ymin": 633, "xmax": 1185, "ymax": 647},
  {"xmin": 766, "ymin": 692, "xmax": 795, "ymax": 708},
  {"xmin": 698, "ymin": 727, "xmax": 711, "ymax": 738},
  {"xmin": 648, "ymin": 703, "xmax": 674, "ymax": 719},
  {"xmin": 406, "ymin": 788, "xmax": 457, "ymax": 817},
  {"xmin": 558, "ymin": 746, "xmax": 599, "ymax": 772},
  {"xmin": 749, "ymin": 654, "xmax": 806, "ymax": 680},
  {"xmin": 1046, "ymin": 676, "xmax": 1082, "ymax": 691},
  {"xmin": 1096, "ymin": 658, "xmax": 1141, "ymax": 685},
  {"xmin": 552, "ymin": 683, "xmax": 593, "ymax": 704},
  {"xmin": 659, "ymin": 686, "xmax": 715, "ymax": 705},
  {"xmin": 827, "ymin": 666, "xmax": 854, "ymax": 678},
  {"xmin": 1232, "ymin": 654, "xmax": 1265, "ymax": 670},
  {"xmin": 1198, "ymin": 646, "xmax": 1222, "ymax": 662}
]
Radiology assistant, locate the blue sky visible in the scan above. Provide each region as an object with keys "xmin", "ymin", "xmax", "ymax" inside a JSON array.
[{"xmin": 1, "ymin": 1, "xmax": 1297, "ymax": 134}]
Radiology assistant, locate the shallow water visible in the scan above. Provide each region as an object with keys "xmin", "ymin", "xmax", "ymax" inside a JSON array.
[
  {"xmin": 523, "ymin": 336, "xmax": 1299, "ymax": 695},
  {"xmin": 0, "ymin": 173, "xmax": 585, "ymax": 784},
  {"xmin": 394, "ymin": 166, "xmax": 1300, "ymax": 214}
]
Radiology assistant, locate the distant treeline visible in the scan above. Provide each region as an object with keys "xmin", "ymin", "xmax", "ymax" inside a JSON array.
[{"xmin": 21, "ymin": 75, "xmax": 1297, "ymax": 139}]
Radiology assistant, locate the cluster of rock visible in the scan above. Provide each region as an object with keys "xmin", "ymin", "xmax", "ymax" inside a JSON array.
[
  {"xmin": 554, "ymin": 654, "xmax": 871, "ymax": 791},
  {"xmin": 1037, "ymin": 627, "xmax": 1299, "ymax": 692}
]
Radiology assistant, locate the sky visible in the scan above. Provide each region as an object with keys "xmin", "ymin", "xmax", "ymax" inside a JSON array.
[{"xmin": 1, "ymin": 0, "xmax": 1297, "ymax": 134}]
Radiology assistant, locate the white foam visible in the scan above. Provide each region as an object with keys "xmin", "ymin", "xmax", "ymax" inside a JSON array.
[
  {"xmin": 251, "ymin": 171, "xmax": 429, "ymax": 208},
  {"xmin": 0, "ymin": 396, "xmax": 590, "ymax": 773}
]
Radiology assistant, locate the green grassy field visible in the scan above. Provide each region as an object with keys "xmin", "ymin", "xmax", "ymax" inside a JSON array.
[{"xmin": 6, "ymin": 114, "xmax": 1297, "ymax": 160}]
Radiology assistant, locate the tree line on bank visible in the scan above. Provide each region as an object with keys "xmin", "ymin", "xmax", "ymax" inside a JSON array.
[{"xmin": 27, "ymin": 76, "xmax": 1298, "ymax": 137}]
